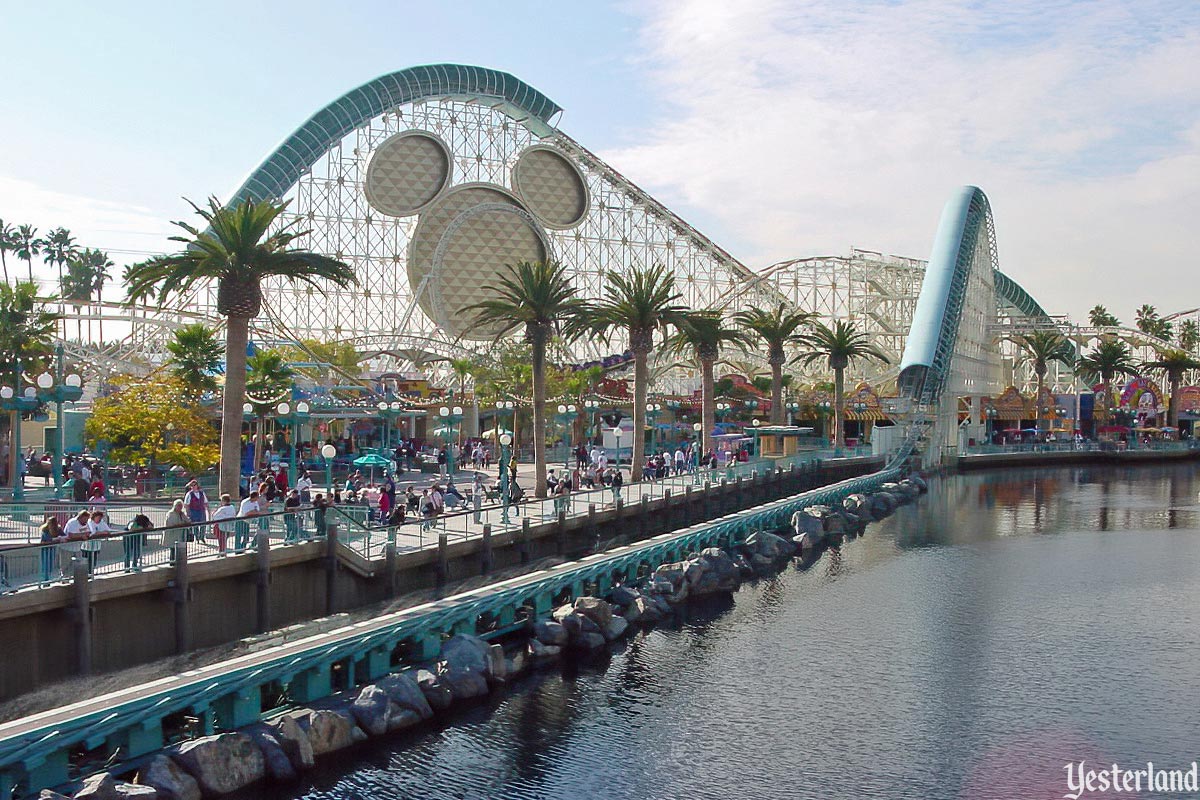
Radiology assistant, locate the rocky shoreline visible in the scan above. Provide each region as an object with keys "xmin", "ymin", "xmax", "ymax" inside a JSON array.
[{"xmin": 39, "ymin": 476, "xmax": 927, "ymax": 800}]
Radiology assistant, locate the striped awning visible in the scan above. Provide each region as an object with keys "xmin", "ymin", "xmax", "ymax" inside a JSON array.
[{"xmin": 845, "ymin": 409, "xmax": 888, "ymax": 421}]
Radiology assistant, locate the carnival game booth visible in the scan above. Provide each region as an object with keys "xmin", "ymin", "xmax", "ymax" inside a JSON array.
[{"xmin": 755, "ymin": 425, "xmax": 817, "ymax": 459}]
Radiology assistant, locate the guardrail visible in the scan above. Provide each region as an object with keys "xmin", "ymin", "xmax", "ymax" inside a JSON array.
[
  {"xmin": 0, "ymin": 458, "xmax": 905, "ymax": 798},
  {"xmin": 964, "ymin": 440, "xmax": 1200, "ymax": 455}
]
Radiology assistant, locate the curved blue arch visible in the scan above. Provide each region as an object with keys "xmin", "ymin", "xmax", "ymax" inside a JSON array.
[{"xmin": 228, "ymin": 64, "xmax": 562, "ymax": 207}]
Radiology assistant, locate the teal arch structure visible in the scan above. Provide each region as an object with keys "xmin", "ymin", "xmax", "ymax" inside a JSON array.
[
  {"xmin": 897, "ymin": 185, "xmax": 1053, "ymax": 405},
  {"xmin": 228, "ymin": 64, "xmax": 562, "ymax": 207}
]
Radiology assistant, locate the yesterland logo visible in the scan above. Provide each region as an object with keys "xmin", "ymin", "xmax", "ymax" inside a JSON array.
[{"xmin": 1064, "ymin": 761, "xmax": 1199, "ymax": 798}]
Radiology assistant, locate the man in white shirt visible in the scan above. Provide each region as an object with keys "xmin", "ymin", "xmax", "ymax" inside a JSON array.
[
  {"xmin": 675, "ymin": 447, "xmax": 686, "ymax": 474},
  {"xmin": 211, "ymin": 493, "xmax": 238, "ymax": 554},
  {"xmin": 237, "ymin": 491, "xmax": 259, "ymax": 553}
]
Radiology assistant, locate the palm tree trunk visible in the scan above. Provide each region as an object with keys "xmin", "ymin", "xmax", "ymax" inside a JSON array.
[
  {"xmin": 701, "ymin": 356, "xmax": 715, "ymax": 455},
  {"xmin": 769, "ymin": 355, "xmax": 784, "ymax": 425},
  {"xmin": 631, "ymin": 344, "xmax": 648, "ymax": 482},
  {"xmin": 24, "ymin": 256, "xmax": 32, "ymax": 283},
  {"xmin": 1168, "ymin": 372, "xmax": 1180, "ymax": 429},
  {"xmin": 531, "ymin": 331, "xmax": 548, "ymax": 499},
  {"xmin": 0, "ymin": 252, "xmax": 8, "ymax": 284},
  {"xmin": 1036, "ymin": 370, "xmax": 1046, "ymax": 431},
  {"xmin": 220, "ymin": 315, "xmax": 250, "ymax": 497},
  {"xmin": 833, "ymin": 368, "xmax": 845, "ymax": 451},
  {"xmin": 254, "ymin": 417, "xmax": 265, "ymax": 476}
]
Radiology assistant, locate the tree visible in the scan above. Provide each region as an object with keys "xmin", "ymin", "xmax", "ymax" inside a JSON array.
[
  {"xmin": 1014, "ymin": 331, "xmax": 1073, "ymax": 431},
  {"xmin": 0, "ymin": 282, "xmax": 59, "ymax": 488},
  {"xmin": 1135, "ymin": 304, "xmax": 1172, "ymax": 341},
  {"xmin": 466, "ymin": 260, "xmax": 589, "ymax": 498},
  {"xmin": 40, "ymin": 227, "xmax": 78, "ymax": 290},
  {"xmin": 588, "ymin": 264, "xmax": 688, "ymax": 481},
  {"xmin": 166, "ymin": 323, "xmax": 224, "ymax": 395},
  {"xmin": 794, "ymin": 320, "xmax": 890, "ymax": 450},
  {"xmin": 85, "ymin": 376, "xmax": 220, "ymax": 474},
  {"xmin": 1088, "ymin": 305, "xmax": 1120, "ymax": 328},
  {"xmin": 734, "ymin": 303, "xmax": 812, "ymax": 425},
  {"xmin": 448, "ymin": 358, "xmax": 475, "ymax": 403},
  {"xmin": 1141, "ymin": 348, "xmax": 1200, "ymax": 430},
  {"xmin": 276, "ymin": 338, "xmax": 361, "ymax": 389},
  {"xmin": 246, "ymin": 349, "xmax": 296, "ymax": 470},
  {"xmin": 668, "ymin": 310, "xmax": 748, "ymax": 455},
  {"xmin": 124, "ymin": 197, "xmax": 356, "ymax": 497},
  {"xmin": 0, "ymin": 220, "xmax": 16, "ymax": 284},
  {"xmin": 13, "ymin": 225, "xmax": 41, "ymax": 283},
  {"xmin": 1177, "ymin": 320, "xmax": 1199, "ymax": 353},
  {"xmin": 1076, "ymin": 339, "xmax": 1138, "ymax": 425}
]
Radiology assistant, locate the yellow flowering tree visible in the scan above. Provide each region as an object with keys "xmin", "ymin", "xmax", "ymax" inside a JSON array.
[{"xmin": 85, "ymin": 376, "xmax": 220, "ymax": 473}]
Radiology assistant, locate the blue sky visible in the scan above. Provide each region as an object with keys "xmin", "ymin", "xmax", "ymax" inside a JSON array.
[{"xmin": 2, "ymin": 0, "xmax": 1198, "ymax": 322}]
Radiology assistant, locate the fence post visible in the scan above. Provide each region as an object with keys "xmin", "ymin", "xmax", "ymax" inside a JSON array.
[
  {"xmin": 519, "ymin": 518, "xmax": 531, "ymax": 564},
  {"xmin": 171, "ymin": 542, "xmax": 191, "ymax": 655},
  {"xmin": 255, "ymin": 533, "xmax": 271, "ymax": 634},
  {"xmin": 72, "ymin": 559, "xmax": 91, "ymax": 676},
  {"xmin": 683, "ymin": 485, "xmax": 693, "ymax": 526},
  {"xmin": 662, "ymin": 488, "xmax": 672, "ymax": 533},
  {"xmin": 325, "ymin": 523, "xmax": 339, "ymax": 615},
  {"xmin": 555, "ymin": 512, "xmax": 567, "ymax": 556},
  {"xmin": 587, "ymin": 504, "xmax": 598, "ymax": 554},
  {"xmin": 481, "ymin": 524, "xmax": 493, "ymax": 575},
  {"xmin": 436, "ymin": 533, "xmax": 449, "ymax": 594},
  {"xmin": 385, "ymin": 541, "xmax": 399, "ymax": 598}
]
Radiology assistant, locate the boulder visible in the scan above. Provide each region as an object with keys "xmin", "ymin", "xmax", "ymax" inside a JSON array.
[
  {"xmin": 533, "ymin": 620, "xmax": 568, "ymax": 647},
  {"xmin": 487, "ymin": 643, "xmax": 507, "ymax": 683},
  {"xmin": 610, "ymin": 585, "xmax": 640, "ymax": 606},
  {"xmin": 622, "ymin": 595, "xmax": 662, "ymax": 624},
  {"xmin": 650, "ymin": 563, "xmax": 686, "ymax": 593},
  {"xmin": 682, "ymin": 559, "xmax": 706, "ymax": 587},
  {"xmin": 385, "ymin": 704, "xmax": 422, "ymax": 732},
  {"xmin": 245, "ymin": 725, "xmax": 296, "ymax": 782},
  {"xmin": 733, "ymin": 554, "xmax": 755, "ymax": 578},
  {"xmin": 691, "ymin": 548, "xmax": 739, "ymax": 595},
  {"xmin": 551, "ymin": 603, "xmax": 576, "ymax": 623},
  {"xmin": 573, "ymin": 597, "xmax": 614, "ymax": 628},
  {"xmin": 909, "ymin": 475, "xmax": 928, "ymax": 492},
  {"xmin": 416, "ymin": 669, "xmax": 453, "ymax": 711},
  {"xmin": 843, "ymin": 493, "xmax": 869, "ymax": 513},
  {"xmin": 557, "ymin": 613, "xmax": 582, "ymax": 638},
  {"xmin": 791, "ymin": 507, "xmax": 828, "ymax": 538},
  {"xmin": 572, "ymin": 631, "xmax": 607, "ymax": 650},
  {"xmin": 113, "ymin": 786, "xmax": 158, "ymax": 799},
  {"xmin": 74, "ymin": 774, "xmax": 119, "ymax": 800},
  {"xmin": 528, "ymin": 638, "xmax": 562, "ymax": 662},
  {"xmin": 603, "ymin": 615, "xmax": 629, "ymax": 641},
  {"xmin": 823, "ymin": 513, "xmax": 846, "ymax": 534},
  {"xmin": 171, "ymin": 733, "xmax": 264, "ymax": 796},
  {"xmin": 576, "ymin": 613, "xmax": 601, "ymax": 635},
  {"xmin": 269, "ymin": 714, "xmax": 315, "ymax": 770},
  {"xmin": 507, "ymin": 647, "xmax": 529, "ymax": 676},
  {"xmin": 746, "ymin": 530, "xmax": 795, "ymax": 560},
  {"xmin": 295, "ymin": 709, "xmax": 357, "ymax": 757},
  {"xmin": 442, "ymin": 667, "xmax": 489, "ymax": 701},
  {"xmin": 351, "ymin": 685, "xmax": 392, "ymax": 737},
  {"xmin": 38, "ymin": 792, "xmax": 73, "ymax": 800},
  {"xmin": 441, "ymin": 634, "xmax": 490, "ymax": 678},
  {"xmin": 138, "ymin": 754, "xmax": 201, "ymax": 800},
  {"xmin": 375, "ymin": 672, "xmax": 434, "ymax": 720}
]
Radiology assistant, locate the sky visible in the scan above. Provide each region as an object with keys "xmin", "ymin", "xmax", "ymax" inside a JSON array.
[{"xmin": 0, "ymin": 0, "xmax": 1197, "ymax": 324}]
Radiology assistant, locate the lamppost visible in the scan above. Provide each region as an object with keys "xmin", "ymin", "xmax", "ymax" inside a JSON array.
[
  {"xmin": 816, "ymin": 400, "xmax": 833, "ymax": 443},
  {"xmin": 749, "ymin": 417, "xmax": 761, "ymax": 459},
  {"xmin": 583, "ymin": 398, "xmax": 600, "ymax": 444},
  {"xmin": 692, "ymin": 421, "xmax": 702, "ymax": 484},
  {"xmin": 321, "ymin": 443, "xmax": 337, "ymax": 493},
  {"xmin": 744, "ymin": 399, "xmax": 759, "ymax": 422},
  {"xmin": 275, "ymin": 401, "xmax": 310, "ymax": 485},
  {"xmin": 612, "ymin": 427, "xmax": 623, "ymax": 469},
  {"xmin": 498, "ymin": 431, "xmax": 513, "ymax": 525},
  {"xmin": 35, "ymin": 346, "xmax": 83, "ymax": 498},
  {"xmin": 1, "ymin": 369, "xmax": 38, "ymax": 501},
  {"xmin": 714, "ymin": 401, "xmax": 731, "ymax": 422},
  {"xmin": 644, "ymin": 402, "xmax": 662, "ymax": 454},
  {"xmin": 849, "ymin": 400, "xmax": 868, "ymax": 449},
  {"xmin": 556, "ymin": 403, "xmax": 577, "ymax": 469},
  {"xmin": 984, "ymin": 405, "xmax": 998, "ymax": 445},
  {"xmin": 376, "ymin": 401, "xmax": 404, "ymax": 451},
  {"xmin": 439, "ymin": 405, "xmax": 464, "ymax": 477},
  {"xmin": 784, "ymin": 400, "xmax": 801, "ymax": 426}
]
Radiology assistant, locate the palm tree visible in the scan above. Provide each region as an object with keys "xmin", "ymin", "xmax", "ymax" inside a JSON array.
[
  {"xmin": 1135, "ymin": 304, "xmax": 1172, "ymax": 341},
  {"xmin": 0, "ymin": 220, "xmax": 17, "ymax": 284},
  {"xmin": 246, "ymin": 349, "xmax": 296, "ymax": 471},
  {"xmin": 668, "ymin": 310, "xmax": 749, "ymax": 455},
  {"xmin": 124, "ymin": 197, "xmax": 356, "ymax": 497},
  {"xmin": 734, "ymin": 303, "xmax": 813, "ymax": 424},
  {"xmin": 588, "ymin": 264, "xmax": 688, "ymax": 482},
  {"xmin": 1141, "ymin": 348, "xmax": 1200, "ymax": 430},
  {"xmin": 466, "ymin": 260, "xmax": 589, "ymax": 498},
  {"xmin": 1088, "ymin": 304, "xmax": 1119, "ymax": 328},
  {"xmin": 448, "ymin": 358, "xmax": 475, "ymax": 403},
  {"xmin": 167, "ymin": 323, "xmax": 224, "ymax": 396},
  {"xmin": 0, "ymin": 282, "xmax": 59, "ymax": 489},
  {"xmin": 1076, "ymin": 339, "xmax": 1138, "ymax": 425},
  {"xmin": 60, "ymin": 259, "xmax": 94, "ymax": 341},
  {"xmin": 794, "ymin": 320, "xmax": 890, "ymax": 451},
  {"xmin": 78, "ymin": 248, "xmax": 113, "ymax": 345},
  {"xmin": 40, "ymin": 227, "xmax": 78, "ymax": 291},
  {"xmin": 13, "ymin": 225, "xmax": 42, "ymax": 283},
  {"xmin": 1177, "ymin": 320, "xmax": 1199, "ymax": 353},
  {"xmin": 1014, "ymin": 331, "xmax": 1073, "ymax": 431}
]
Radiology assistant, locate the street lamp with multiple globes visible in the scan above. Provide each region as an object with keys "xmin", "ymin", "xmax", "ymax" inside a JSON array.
[
  {"xmin": 275, "ymin": 401, "xmax": 310, "ymax": 485},
  {"xmin": 984, "ymin": 405, "xmax": 999, "ymax": 444},
  {"xmin": 784, "ymin": 400, "xmax": 801, "ymax": 426},
  {"xmin": 714, "ymin": 401, "xmax": 731, "ymax": 422},
  {"xmin": 555, "ymin": 403, "xmax": 577, "ymax": 468},
  {"xmin": 612, "ymin": 427, "xmax": 623, "ymax": 468},
  {"xmin": 376, "ymin": 401, "xmax": 401, "ymax": 450},
  {"xmin": 498, "ymin": 431, "xmax": 514, "ymax": 525},
  {"xmin": 0, "ymin": 376, "xmax": 39, "ymax": 502},
  {"xmin": 439, "ymin": 405, "xmax": 464, "ymax": 476},
  {"xmin": 692, "ymin": 421, "xmax": 703, "ymax": 484},
  {"xmin": 644, "ymin": 402, "xmax": 662, "ymax": 453},
  {"xmin": 582, "ymin": 398, "xmax": 600, "ymax": 443},
  {"xmin": 34, "ymin": 347, "xmax": 84, "ymax": 497}
]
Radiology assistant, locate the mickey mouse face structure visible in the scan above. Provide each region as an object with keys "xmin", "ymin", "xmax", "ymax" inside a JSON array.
[{"xmin": 365, "ymin": 131, "xmax": 590, "ymax": 340}]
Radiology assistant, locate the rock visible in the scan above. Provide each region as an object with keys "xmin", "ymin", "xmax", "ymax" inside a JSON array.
[
  {"xmin": 842, "ymin": 511, "xmax": 865, "ymax": 532},
  {"xmin": 733, "ymin": 554, "xmax": 755, "ymax": 578},
  {"xmin": 416, "ymin": 669, "xmax": 453, "ymax": 711},
  {"xmin": 351, "ymin": 685, "xmax": 392, "ymax": 736},
  {"xmin": 295, "ymin": 709, "xmax": 357, "ymax": 757},
  {"xmin": 350, "ymin": 725, "xmax": 368, "ymax": 744},
  {"xmin": 610, "ymin": 585, "xmax": 640, "ymax": 605},
  {"xmin": 138, "ymin": 754, "xmax": 201, "ymax": 800},
  {"xmin": 551, "ymin": 603, "xmax": 576, "ymax": 623},
  {"xmin": 682, "ymin": 559, "xmax": 705, "ymax": 587},
  {"xmin": 648, "ymin": 578, "xmax": 675, "ymax": 595},
  {"xmin": 75, "ymin": 773, "xmax": 119, "ymax": 800},
  {"xmin": 385, "ymin": 704, "xmax": 422, "ymax": 732},
  {"xmin": 650, "ymin": 563, "xmax": 686, "ymax": 592},
  {"xmin": 650, "ymin": 594, "xmax": 672, "ymax": 615},
  {"xmin": 39, "ymin": 791, "xmax": 73, "ymax": 800},
  {"xmin": 745, "ymin": 530, "xmax": 794, "ymax": 560},
  {"xmin": 487, "ymin": 643, "xmax": 507, "ymax": 683},
  {"xmin": 441, "ymin": 634, "xmax": 490, "ymax": 678},
  {"xmin": 576, "ymin": 613, "xmax": 601, "ymax": 635},
  {"xmin": 691, "ymin": 548, "xmax": 739, "ymax": 595},
  {"xmin": 375, "ymin": 672, "xmax": 434, "ymax": 720},
  {"xmin": 442, "ymin": 667, "xmax": 489, "ymax": 701},
  {"xmin": 246, "ymin": 725, "xmax": 296, "ymax": 782},
  {"xmin": 823, "ymin": 513, "xmax": 845, "ymax": 534},
  {"xmin": 573, "ymin": 596, "xmax": 614, "ymax": 628},
  {"xmin": 909, "ymin": 475, "xmax": 928, "ymax": 492},
  {"xmin": 506, "ymin": 647, "xmax": 529, "ymax": 676},
  {"xmin": 533, "ymin": 620, "xmax": 568, "ymax": 647},
  {"xmin": 750, "ymin": 552, "xmax": 775, "ymax": 571},
  {"xmin": 603, "ymin": 615, "xmax": 629, "ymax": 640},
  {"xmin": 573, "ymin": 631, "xmax": 607, "ymax": 650},
  {"xmin": 528, "ymin": 638, "xmax": 562, "ymax": 662},
  {"xmin": 269, "ymin": 714, "xmax": 315, "ymax": 770},
  {"xmin": 113, "ymin": 785, "xmax": 158, "ymax": 799},
  {"xmin": 171, "ymin": 733, "xmax": 264, "ymax": 796},
  {"xmin": 843, "ymin": 493, "xmax": 869, "ymax": 513},
  {"xmin": 622, "ymin": 595, "xmax": 661, "ymax": 624}
]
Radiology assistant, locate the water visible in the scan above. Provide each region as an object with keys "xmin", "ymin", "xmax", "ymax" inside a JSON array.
[{"xmin": 258, "ymin": 464, "xmax": 1200, "ymax": 800}]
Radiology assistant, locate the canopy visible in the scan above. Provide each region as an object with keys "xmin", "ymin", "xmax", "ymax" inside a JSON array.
[
  {"xmin": 480, "ymin": 427, "xmax": 511, "ymax": 438},
  {"xmin": 353, "ymin": 454, "xmax": 393, "ymax": 468}
]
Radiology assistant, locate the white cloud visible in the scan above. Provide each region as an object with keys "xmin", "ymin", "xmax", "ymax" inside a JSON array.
[{"xmin": 604, "ymin": 0, "xmax": 1200, "ymax": 322}]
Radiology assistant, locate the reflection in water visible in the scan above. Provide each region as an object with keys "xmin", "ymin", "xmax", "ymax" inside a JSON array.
[{"xmin": 257, "ymin": 463, "xmax": 1200, "ymax": 800}]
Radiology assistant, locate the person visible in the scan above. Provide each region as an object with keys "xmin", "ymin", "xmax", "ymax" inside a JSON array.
[
  {"xmin": 406, "ymin": 486, "xmax": 420, "ymax": 514},
  {"xmin": 553, "ymin": 474, "xmax": 570, "ymax": 516},
  {"xmin": 312, "ymin": 492, "xmax": 329, "ymax": 536},
  {"xmin": 610, "ymin": 467, "xmax": 623, "ymax": 506},
  {"xmin": 437, "ymin": 447, "xmax": 448, "ymax": 478},
  {"xmin": 675, "ymin": 446, "xmax": 687, "ymax": 475},
  {"xmin": 183, "ymin": 480, "xmax": 209, "ymax": 542},
  {"xmin": 238, "ymin": 491, "xmax": 260, "ymax": 553},
  {"xmin": 472, "ymin": 473, "xmax": 485, "ymax": 524},
  {"xmin": 256, "ymin": 481, "xmax": 272, "ymax": 537},
  {"xmin": 39, "ymin": 515, "xmax": 65, "ymax": 582},
  {"xmin": 210, "ymin": 494, "xmax": 237, "ymax": 554},
  {"xmin": 164, "ymin": 499, "xmax": 189, "ymax": 549},
  {"xmin": 420, "ymin": 489, "xmax": 437, "ymax": 532},
  {"xmin": 89, "ymin": 471, "xmax": 107, "ymax": 501},
  {"xmin": 283, "ymin": 489, "xmax": 302, "ymax": 542},
  {"xmin": 87, "ymin": 486, "xmax": 107, "ymax": 506},
  {"xmin": 84, "ymin": 510, "xmax": 114, "ymax": 574},
  {"xmin": 63, "ymin": 510, "xmax": 90, "ymax": 573},
  {"xmin": 295, "ymin": 470, "xmax": 314, "ymax": 505},
  {"xmin": 124, "ymin": 513, "xmax": 153, "ymax": 570},
  {"xmin": 444, "ymin": 481, "xmax": 464, "ymax": 511},
  {"xmin": 377, "ymin": 484, "xmax": 392, "ymax": 525}
]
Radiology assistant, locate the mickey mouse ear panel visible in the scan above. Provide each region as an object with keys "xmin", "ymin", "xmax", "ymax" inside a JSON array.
[
  {"xmin": 365, "ymin": 131, "xmax": 453, "ymax": 217},
  {"xmin": 512, "ymin": 145, "xmax": 589, "ymax": 230}
]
